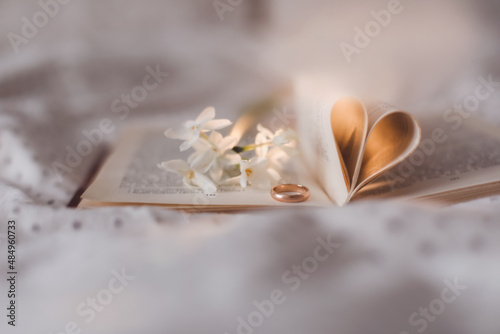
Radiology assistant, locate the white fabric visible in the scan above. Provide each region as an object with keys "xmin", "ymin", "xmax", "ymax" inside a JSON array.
[{"xmin": 0, "ymin": 1, "xmax": 499, "ymax": 333}]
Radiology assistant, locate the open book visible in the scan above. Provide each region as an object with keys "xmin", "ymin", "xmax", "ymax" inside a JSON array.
[
  {"xmin": 79, "ymin": 95, "xmax": 500, "ymax": 210},
  {"xmin": 295, "ymin": 96, "xmax": 421, "ymax": 206}
]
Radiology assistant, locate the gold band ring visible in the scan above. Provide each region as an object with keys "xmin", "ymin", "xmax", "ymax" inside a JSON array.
[{"xmin": 271, "ymin": 184, "xmax": 311, "ymax": 203}]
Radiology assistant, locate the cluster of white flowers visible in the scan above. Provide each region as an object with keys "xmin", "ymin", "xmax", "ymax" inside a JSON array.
[{"xmin": 158, "ymin": 107, "xmax": 298, "ymax": 193}]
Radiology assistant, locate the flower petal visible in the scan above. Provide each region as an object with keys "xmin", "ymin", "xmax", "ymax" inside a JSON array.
[
  {"xmin": 191, "ymin": 137, "xmax": 212, "ymax": 151},
  {"xmin": 196, "ymin": 107, "xmax": 216, "ymax": 124},
  {"xmin": 273, "ymin": 134, "xmax": 290, "ymax": 146},
  {"xmin": 158, "ymin": 160, "xmax": 189, "ymax": 174},
  {"xmin": 183, "ymin": 120, "xmax": 197, "ymax": 128},
  {"xmin": 209, "ymin": 131, "xmax": 223, "ymax": 145},
  {"xmin": 194, "ymin": 172, "xmax": 217, "ymax": 194},
  {"xmin": 255, "ymin": 133, "xmax": 268, "ymax": 157},
  {"xmin": 204, "ymin": 119, "xmax": 232, "ymax": 131},
  {"xmin": 165, "ymin": 126, "xmax": 191, "ymax": 140},
  {"xmin": 183, "ymin": 176, "xmax": 197, "ymax": 188},
  {"xmin": 222, "ymin": 152, "xmax": 241, "ymax": 166},
  {"xmin": 239, "ymin": 160, "xmax": 250, "ymax": 188},
  {"xmin": 190, "ymin": 150, "xmax": 217, "ymax": 173},
  {"xmin": 240, "ymin": 174, "xmax": 248, "ymax": 188},
  {"xmin": 257, "ymin": 123, "xmax": 274, "ymax": 139},
  {"xmin": 188, "ymin": 151, "xmax": 199, "ymax": 165},
  {"xmin": 219, "ymin": 135, "xmax": 238, "ymax": 153},
  {"xmin": 209, "ymin": 164, "xmax": 224, "ymax": 181},
  {"xmin": 267, "ymin": 147, "xmax": 286, "ymax": 159},
  {"xmin": 180, "ymin": 133, "xmax": 200, "ymax": 151},
  {"xmin": 240, "ymin": 159, "xmax": 251, "ymax": 171},
  {"xmin": 250, "ymin": 156, "xmax": 268, "ymax": 168}
]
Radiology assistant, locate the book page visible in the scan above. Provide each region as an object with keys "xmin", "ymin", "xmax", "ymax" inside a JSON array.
[
  {"xmin": 350, "ymin": 101, "xmax": 421, "ymax": 197},
  {"xmin": 293, "ymin": 76, "xmax": 421, "ymax": 206},
  {"xmin": 330, "ymin": 97, "xmax": 368, "ymax": 189},
  {"xmin": 294, "ymin": 79, "xmax": 350, "ymax": 206},
  {"xmin": 354, "ymin": 117, "xmax": 500, "ymax": 202},
  {"xmin": 82, "ymin": 126, "xmax": 332, "ymax": 208}
]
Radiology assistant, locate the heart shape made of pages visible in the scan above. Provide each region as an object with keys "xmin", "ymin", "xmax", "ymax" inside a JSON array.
[{"xmin": 330, "ymin": 97, "xmax": 421, "ymax": 200}]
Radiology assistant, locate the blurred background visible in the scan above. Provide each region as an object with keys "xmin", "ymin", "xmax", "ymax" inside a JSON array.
[{"xmin": 1, "ymin": 1, "xmax": 500, "ymax": 333}]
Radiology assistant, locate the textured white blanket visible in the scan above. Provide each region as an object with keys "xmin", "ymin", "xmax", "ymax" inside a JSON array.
[{"xmin": 0, "ymin": 1, "xmax": 499, "ymax": 333}]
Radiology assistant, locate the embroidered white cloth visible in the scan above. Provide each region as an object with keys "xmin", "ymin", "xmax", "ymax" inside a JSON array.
[{"xmin": 0, "ymin": 1, "xmax": 499, "ymax": 333}]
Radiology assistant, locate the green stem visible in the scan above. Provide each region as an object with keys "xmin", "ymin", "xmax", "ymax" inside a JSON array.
[{"xmin": 233, "ymin": 141, "xmax": 273, "ymax": 153}]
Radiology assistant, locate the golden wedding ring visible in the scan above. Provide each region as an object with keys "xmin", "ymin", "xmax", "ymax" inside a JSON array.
[{"xmin": 271, "ymin": 184, "xmax": 311, "ymax": 203}]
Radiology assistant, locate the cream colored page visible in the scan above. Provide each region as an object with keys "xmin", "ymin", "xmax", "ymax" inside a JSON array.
[
  {"xmin": 82, "ymin": 126, "xmax": 331, "ymax": 207},
  {"xmin": 294, "ymin": 85, "xmax": 350, "ymax": 206},
  {"xmin": 329, "ymin": 97, "xmax": 368, "ymax": 191},
  {"xmin": 364, "ymin": 101, "xmax": 402, "ymax": 128},
  {"xmin": 349, "ymin": 101, "xmax": 421, "ymax": 197},
  {"xmin": 355, "ymin": 117, "xmax": 500, "ymax": 201}
]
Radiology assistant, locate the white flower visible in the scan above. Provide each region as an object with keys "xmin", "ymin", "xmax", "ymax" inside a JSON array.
[
  {"xmin": 165, "ymin": 107, "xmax": 232, "ymax": 152},
  {"xmin": 157, "ymin": 159, "xmax": 217, "ymax": 194},
  {"xmin": 239, "ymin": 157, "xmax": 280, "ymax": 189},
  {"xmin": 255, "ymin": 124, "xmax": 298, "ymax": 158},
  {"xmin": 264, "ymin": 146, "xmax": 289, "ymax": 171},
  {"xmin": 188, "ymin": 131, "xmax": 241, "ymax": 181}
]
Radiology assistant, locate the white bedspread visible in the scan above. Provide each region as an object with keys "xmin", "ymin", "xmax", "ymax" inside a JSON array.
[{"xmin": 1, "ymin": 1, "xmax": 499, "ymax": 333}]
